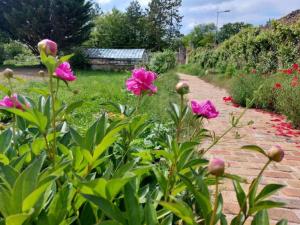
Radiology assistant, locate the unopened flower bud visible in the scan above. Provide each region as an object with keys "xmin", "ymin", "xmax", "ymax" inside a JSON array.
[
  {"xmin": 3, "ymin": 68, "xmax": 14, "ymax": 79},
  {"xmin": 38, "ymin": 39, "xmax": 57, "ymax": 56},
  {"xmin": 267, "ymin": 145, "xmax": 284, "ymax": 162},
  {"xmin": 176, "ymin": 82, "xmax": 189, "ymax": 95},
  {"xmin": 208, "ymin": 158, "xmax": 225, "ymax": 176}
]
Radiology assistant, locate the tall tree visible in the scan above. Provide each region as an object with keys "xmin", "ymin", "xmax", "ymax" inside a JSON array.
[
  {"xmin": 88, "ymin": 9, "xmax": 128, "ymax": 48},
  {"xmin": 0, "ymin": 0, "xmax": 93, "ymax": 54},
  {"xmin": 164, "ymin": 0, "xmax": 183, "ymax": 47},
  {"xmin": 125, "ymin": 1, "xmax": 148, "ymax": 48},
  {"xmin": 183, "ymin": 23, "xmax": 217, "ymax": 48},
  {"xmin": 146, "ymin": 0, "xmax": 168, "ymax": 50}
]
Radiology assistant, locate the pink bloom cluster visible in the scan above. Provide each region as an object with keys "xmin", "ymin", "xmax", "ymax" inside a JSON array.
[
  {"xmin": 55, "ymin": 62, "xmax": 76, "ymax": 81},
  {"xmin": 191, "ymin": 99, "xmax": 219, "ymax": 119},
  {"xmin": 0, "ymin": 94, "xmax": 24, "ymax": 109},
  {"xmin": 126, "ymin": 68, "xmax": 157, "ymax": 96}
]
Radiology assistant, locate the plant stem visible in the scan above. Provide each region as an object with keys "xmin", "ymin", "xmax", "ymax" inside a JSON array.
[
  {"xmin": 236, "ymin": 160, "xmax": 271, "ymax": 223},
  {"xmin": 203, "ymin": 107, "xmax": 248, "ymax": 155},
  {"xmin": 209, "ymin": 177, "xmax": 219, "ymax": 225},
  {"xmin": 176, "ymin": 95, "xmax": 184, "ymax": 142},
  {"xmin": 49, "ymin": 69, "xmax": 56, "ymax": 165},
  {"xmin": 7, "ymin": 78, "xmax": 18, "ymax": 151}
]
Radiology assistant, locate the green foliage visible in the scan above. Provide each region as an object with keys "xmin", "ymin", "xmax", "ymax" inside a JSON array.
[
  {"xmin": 183, "ymin": 23, "xmax": 216, "ymax": 48},
  {"xmin": 188, "ymin": 21, "xmax": 300, "ymax": 73},
  {"xmin": 88, "ymin": 0, "xmax": 183, "ymax": 50},
  {"xmin": 217, "ymin": 22, "xmax": 252, "ymax": 43},
  {"xmin": 0, "ymin": 43, "xmax": 288, "ymax": 225},
  {"xmin": 69, "ymin": 48, "xmax": 90, "ymax": 69},
  {"xmin": 0, "ymin": 0, "xmax": 93, "ymax": 54},
  {"xmin": 149, "ymin": 50, "xmax": 176, "ymax": 74}
]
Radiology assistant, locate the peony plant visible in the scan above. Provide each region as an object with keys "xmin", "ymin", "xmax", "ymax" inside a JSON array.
[{"xmin": 0, "ymin": 39, "xmax": 288, "ymax": 225}]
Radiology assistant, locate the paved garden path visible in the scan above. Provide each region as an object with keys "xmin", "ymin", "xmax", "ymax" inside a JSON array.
[{"xmin": 178, "ymin": 73, "xmax": 300, "ymax": 225}]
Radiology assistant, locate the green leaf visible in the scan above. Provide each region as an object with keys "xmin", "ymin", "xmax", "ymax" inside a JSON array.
[
  {"xmin": 106, "ymin": 176, "xmax": 134, "ymax": 200},
  {"xmin": 22, "ymin": 179, "xmax": 55, "ymax": 212},
  {"xmin": 83, "ymin": 194, "xmax": 126, "ymax": 224},
  {"xmin": 65, "ymin": 100, "xmax": 84, "ymax": 114},
  {"xmin": 0, "ymin": 165, "xmax": 19, "ymax": 188},
  {"xmin": 0, "ymin": 129, "xmax": 12, "ymax": 153},
  {"xmin": 159, "ymin": 201, "xmax": 196, "ymax": 225},
  {"xmin": 145, "ymin": 198, "xmax": 158, "ymax": 225},
  {"xmin": 124, "ymin": 182, "xmax": 141, "ymax": 225},
  {"xmin": 11, "ymin": 155, "xmax": 46, "ymax": 214},
  {"xmin": 233, "ymin": 180, "xmax": 247, "ymax": 214},
  {"xmin": 276, "ymin": 219, "xmax": 288, "ymax": 225},
  {"xmin": 230, "ymin": 214, "xmax": 244, "ymax": 225},
  {"xmin": 92, "ymin": 124, "xmax": 125, "ymax": 161},
  {"xmin": 251, "ymin": 210, "xmax": 269, "ymax": 225},
  {"xmin": 0, "ymin": 154, "xmax": 9, "ymax": 165},
  {"xmin": 255, "ymin": 184, "xmax": 285, "ymax": 203},
  {"xmin": 179, "ymin": 174, "xmax": 211, "ymax": 219},
  {"xmin": 47, "ymin": 184, "xmax": 72, "ymax": 225},
  {"xmin": 3, "ymin": 108, "xmax": 47, "ymax": 132},
  {"xmin": 5, "ymin": 211, "xmax": 32, "ymax": 225},
  {"xmin": 59, "ymin": 54, "xmax": 74, "ymax": 63},
  {"xmin": 249, "ymin": 200, "xmax": 285, "ymax": 215},
  {"xmin": 241, "ymin": 145, "xmax": 267, "ymax": 157}
]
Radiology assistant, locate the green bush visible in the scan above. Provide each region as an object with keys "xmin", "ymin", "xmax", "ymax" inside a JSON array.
[
  {"xmin": 149, "ymin": 49, "xmax": 176, "ymax": 74},
  {"xmin": 188, "ymin": 21, "xmax": 300, "ymax": 73},
  {"xmin": 275, "ymin": 76, "xmax": 300, "ymax": 127},
  {"xmin": 230, "ymin": 73, "xmax": 264, "ymax": 106}
]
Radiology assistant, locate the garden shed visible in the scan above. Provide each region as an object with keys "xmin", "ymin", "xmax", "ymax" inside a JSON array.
[{"xmin": 85, "ymin": 48, "xmax": 148, "ymax": 70}]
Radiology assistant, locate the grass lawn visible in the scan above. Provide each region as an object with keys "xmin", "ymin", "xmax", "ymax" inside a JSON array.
[{"xmin": 1, "ymin": 69, "xmax": 179, "ymax": 130}]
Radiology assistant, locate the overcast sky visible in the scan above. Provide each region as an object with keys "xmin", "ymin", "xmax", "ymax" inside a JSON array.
[{"xmin": 95, "ymin": 0, "xmax": 300, "ymax": 33}]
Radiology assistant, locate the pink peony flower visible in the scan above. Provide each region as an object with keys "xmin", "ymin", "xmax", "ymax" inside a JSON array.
[
  {"xmin": 0, "ymin": 94, "xmax": 24, "ymax": 109},
  {"xmin": 191, "ymin": 100, "xmax": 219, "ymax": 119},
  {"xmin": 38, "ymin": 39, "xmax": 57, "ymax": 56},
  {"xmin": 54, "ymin": 62, "xmax": 76, "ymax": 81},
  {"xmin": 126, "ymin": 68, "xmax": 157, "ymax": 96}
]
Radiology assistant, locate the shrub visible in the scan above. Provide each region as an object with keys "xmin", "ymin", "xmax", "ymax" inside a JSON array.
[
  {"xmin": 188, "ymin": 21, "xmax": 300, "ymax": 73},
  {"xmin": 230, "ymin": 73, "xmax": 264, "ymax": 106},
  {"xmin": 149, "ymin": 49, "xmax": 176, "ymax": 74}
]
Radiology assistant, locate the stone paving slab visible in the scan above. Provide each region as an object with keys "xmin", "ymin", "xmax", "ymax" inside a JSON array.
[{"xmin": 178, "ymin": 73, "xmax": 300, "ymax": 225}]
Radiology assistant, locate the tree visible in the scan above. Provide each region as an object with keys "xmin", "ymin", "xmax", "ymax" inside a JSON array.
[
  {"xmin": 164, "ymin": 0, "xmax": 183, "ymax": 48},
  {"xmin": 183, "ymin": 23, "xmax": 217, "ymax": 48},
  {"xmin": 88, "ymin": 9, "xmax": 129, "ymax": 48},
  {"xmin": 125, "ymin": 1, "xmax": 147, "ymax": 48},
  {"xmin": 217, "ymin": 22, "xmax": 252, "ymax": 43},
  {"xmin": 0, "ymin": 0, "xmax": 93, "ymax": 54}
]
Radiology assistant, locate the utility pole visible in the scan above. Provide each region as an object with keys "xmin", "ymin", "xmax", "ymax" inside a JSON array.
[{"xmin": 215, "ymin": 9, "xmax": 231, "ymax": 45}]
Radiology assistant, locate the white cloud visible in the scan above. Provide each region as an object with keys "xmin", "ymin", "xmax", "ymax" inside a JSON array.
[{"xmin": 96, "ymin": 0, "xmax": 112, "ymax": 4}]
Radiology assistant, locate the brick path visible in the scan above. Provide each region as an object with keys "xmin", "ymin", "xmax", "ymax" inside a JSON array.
[{"xmin": 178, "ymin": 73, "xmax": 300, "ymax": 225}]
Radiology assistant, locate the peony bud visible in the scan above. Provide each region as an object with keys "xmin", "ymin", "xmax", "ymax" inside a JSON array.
[
  {"xmin": 208, "ymin": 158, "xmax": 225, "ymax": 176},
  {"xmin": 267, "ymin": 145, "xmax": 284, "ymax": 162},
  {"xmin": 38, "ymin": 39, "xmax": 57, "ymax": 56},
  {"xmin": 176, "ymin": 82, "xmax": 189, "ymax": 95},
  {"xmin": 3, "ymin": 68, "xmax": 14, "ymax": 79}
]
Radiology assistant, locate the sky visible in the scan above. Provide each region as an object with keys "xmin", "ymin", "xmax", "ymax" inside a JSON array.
[{"xmin": 95, "ymin": 0, "xmax": 300, "ymax": 34}]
